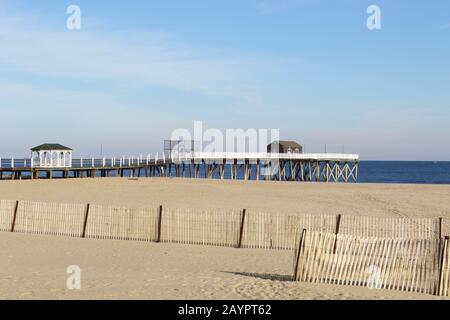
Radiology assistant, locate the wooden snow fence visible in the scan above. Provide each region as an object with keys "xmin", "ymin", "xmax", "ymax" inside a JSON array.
[
  {"xmin": 339, "ymin": 215, "xmax": 441, "ymax": 239},
  {"xmin": 84, "ymin": 204, "xmax": 159, "ymax": 241},
  {"xmin": 240, "ymin": 212, "xmax": 337, "ymax": 250},
  {"xmin": 0, "ymin": 199, "xmax": 445, "ymax": 252},
  {"xmin": 0, "ymin": 200, "xmax": 17, "ymax": 232},
  {"xmin": 293, "ymin": 230, "xmax": 444, "ymax": 295},
  {"xmin": 12, "ymin": 201, "xmax": 86, "ymax": 237},
  {"xmin": 159, "ymin": 207, "xmax": 241, "ymax": 247},
  {"xmin": 238, "ymin": 213, "xmax": 441, "ymax": 250},
  {"xmin": 438, "ymin": 236, "xmax": 450, "ymax": 296}
]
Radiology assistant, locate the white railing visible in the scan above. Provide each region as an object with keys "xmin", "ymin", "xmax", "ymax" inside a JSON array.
[
  {"xmin": 0, "ymin": 152, "xmax": 359, "ymax": 169},
  {"xmin": 169, "ymin": 152, "xmax": 359, "ymax": 162}
]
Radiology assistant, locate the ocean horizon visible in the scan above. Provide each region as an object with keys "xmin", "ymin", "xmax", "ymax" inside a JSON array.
[
  {"xmin": 357, "ymin": 161, "xmax": 450, "ymax": 185},
  {"xmin": 1, "ymin": 160, "xmax": 449, "ymax": 185}
]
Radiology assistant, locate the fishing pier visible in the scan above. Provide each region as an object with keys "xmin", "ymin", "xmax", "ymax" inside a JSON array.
[{"xmin": 0, "ymin": 152, "xmax": 359, "ymax": 183}]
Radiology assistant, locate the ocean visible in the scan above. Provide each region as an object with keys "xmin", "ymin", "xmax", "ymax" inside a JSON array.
[
  {"xmin": 357, "ymin": 161, "xmax": 450, "ymax": 184},
  {"xmin": 146, "ymin": 161, "xmax": 450, "ymax": 184},
  {"xmin": 1, "ymin": 160, "xmax": 450, "ymax": 184},
  {"xmin": 188, "ymin": 161, "xmax": 450, "ymax": 184}
]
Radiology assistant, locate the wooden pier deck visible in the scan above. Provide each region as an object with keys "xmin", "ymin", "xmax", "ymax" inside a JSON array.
[{"xmin": 0, "ymin": 153, "xmax": 359, "ymax": 182}]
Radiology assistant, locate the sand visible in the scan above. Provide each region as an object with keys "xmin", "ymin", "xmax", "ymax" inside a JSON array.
[
  {"xmin": 0, "ymin": 232, "xmax": 439, "ymax": 300},
  {"xmin": 1, "ymin": 178, "xmax": 450, "ymax": 299}
]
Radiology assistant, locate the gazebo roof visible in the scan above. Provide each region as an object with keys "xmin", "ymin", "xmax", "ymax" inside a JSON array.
[{"xmin": 31, "ymin": 143, "xmax": 72, "ymax": 151}]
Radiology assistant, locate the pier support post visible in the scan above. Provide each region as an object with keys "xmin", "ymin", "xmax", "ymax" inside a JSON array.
[
  {"xmin": 316, "ymin": 161, "xmax": 320, "ymax": 181},
  {"xmin": 244, "ymin": 160, "xmax": 248, "ymax": 181},
  {"xmin": 344, "ymin": 162, "xmax": 349, "ymax": 182},
  {"xmin": 326, "ymin": 161, "xmax": 330, "ymax": 183},
  {"xmin": 201, "ymin": 160, "xmax": 206, "ymax": 178},
  {"xmin": 256, "ymin": 159, "xmax": 260, "ymax": 181}
]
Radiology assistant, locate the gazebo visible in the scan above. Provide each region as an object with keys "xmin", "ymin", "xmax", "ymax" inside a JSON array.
[{"xmin": 31, "ymin": 144, "xmax": 73, "ymax": 168}]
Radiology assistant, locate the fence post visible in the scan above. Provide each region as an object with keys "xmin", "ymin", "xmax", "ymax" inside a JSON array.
[
  {"xmin": 335, "ymin": 214, "xmax": 342, "ymax": 235},
  {"xmin": 439, "ymin": 217, "xmax": 443, "ymax": 239},
  {"xmin": 156, "ymin": 205, "xmax": 163, "ymax": 242},
  {"xmin": 437, "ymin": 236, "xmax": 449, "ymax": 296},
  {"xmin": 81, "ymin": 203, "xmax": 90, "ymax": 238},
  {"xmin": 293, "ymin": 228, "xmax": 307, "ymax": 281},
  {"xmin": 236, "ymin": 209, "xmax": 246, "ymax": 248},
  {"xmin": 10, "ymin": 200, "xmax": 19, "ymax": 232},
  {"xmin": 333, "ymin": 214, "xmax": 342, "ymax": 254}
]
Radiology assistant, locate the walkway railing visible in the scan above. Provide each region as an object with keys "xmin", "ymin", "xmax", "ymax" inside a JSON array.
[
  {"xmin": 0, "ymin": 156, "xmax": 155, "ymax": 169},
  {"xmin": 0, "ymin": 152, "xmax": 359, "ymax": 169}
]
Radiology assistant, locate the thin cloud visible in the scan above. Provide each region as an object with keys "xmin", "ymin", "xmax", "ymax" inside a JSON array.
[
  {"xmin": 0, "ymin": 10, "xmax": 297, "ymax": 102},
  {"xmin": 254, "ymin": 0, "xmax": 313, "ymax": 15}
]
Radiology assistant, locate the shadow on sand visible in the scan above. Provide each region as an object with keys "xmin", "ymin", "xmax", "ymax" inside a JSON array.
[{"xmin": 222, "ymin": 271, "xmax": 293, "ymax": 282}]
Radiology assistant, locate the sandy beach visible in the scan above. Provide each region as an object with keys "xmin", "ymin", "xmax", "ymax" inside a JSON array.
[
  {"xmin": 1, "ymin": 178, "xmax": 450, "ymax": 299},
  {"xmin": 0, "ymin": 232, "xmax": 439, "ymax": 300},
  {"xmin": 0, "ymin": 178, "xmax": 449, "ymax": 217}
]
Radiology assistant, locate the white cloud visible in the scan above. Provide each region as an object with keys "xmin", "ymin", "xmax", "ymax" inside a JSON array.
[
  {"xmin": 0, "ymin": 10, "xmax": 295, "ymax": 101},
  {"xmin": 0, "ymin": 7, "xmax": 307, "ymax": 155}
]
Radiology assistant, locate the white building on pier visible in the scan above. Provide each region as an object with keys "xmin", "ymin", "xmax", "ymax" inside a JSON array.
[{"xmin": 31, "ymin": 143, "xmax": 73, "ymax": 168}]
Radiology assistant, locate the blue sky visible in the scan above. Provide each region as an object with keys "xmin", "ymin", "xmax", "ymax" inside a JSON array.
[{"xmin": 0, "ymin": 0, "xmax": 449, "ymax": 160}]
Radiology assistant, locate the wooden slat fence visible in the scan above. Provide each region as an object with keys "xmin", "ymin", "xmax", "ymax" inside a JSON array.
[
  {"xmin": 241, "ymin": 212, "xmax": 337, "ymax": 250},
  {"xmin": 339, "ymin": 215, "xmax": 441, "ymax": 239},
  {"xmin": 160, "ymin": 207, "xmax": 241, "ymax": 247},
  {"xmin": 293, "ymin": 231, "xmax": 442, "ymax": 295},
  {"xmin": 0, "ymin": 200, "xmax": 16, "ymax": 231},
  {"xmin": 438, "ymin": 237, "xmax": 450, "ymax": 296},
  {"xmin": 13, "ymin": 201, "xmax": 86, "ymax": 237},
  {"xmin": 84, "ymin": 204, "xmax": 158, "ymax": 241}
]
